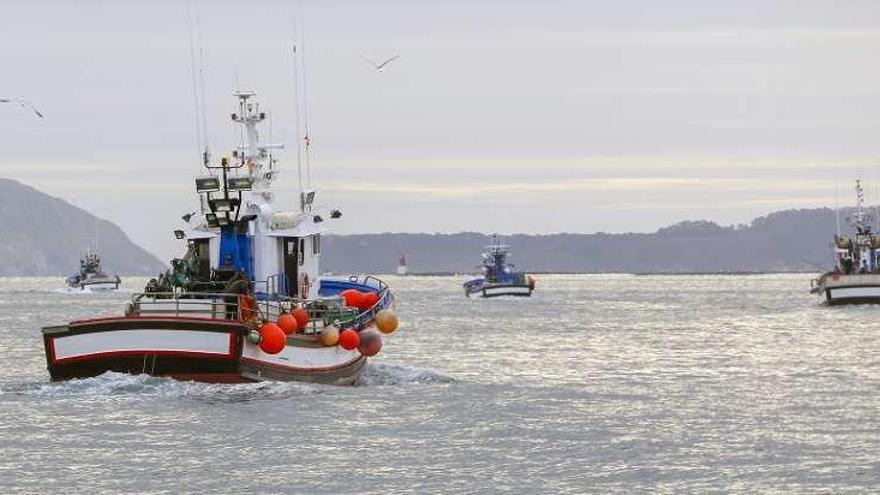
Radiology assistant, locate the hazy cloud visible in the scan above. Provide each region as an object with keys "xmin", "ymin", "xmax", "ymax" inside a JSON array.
[{"xmin": 2, "ymin": 0, "xmax": 880, "ymax": 260}]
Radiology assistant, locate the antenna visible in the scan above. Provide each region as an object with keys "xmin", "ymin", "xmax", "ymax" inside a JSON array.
[
  {"xmin": 847, "ymin": 178, "xmax": 874, "ymax": 235},
  {"xmin": 298, "ymin": 0, "xmax": 313, "ymax": 188},
  {"xmin": 289, "ymin": 15, "xmax": 304, "ymax": 200}
]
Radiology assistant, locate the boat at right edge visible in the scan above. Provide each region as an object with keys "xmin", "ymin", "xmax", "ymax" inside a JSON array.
[{"xmin": 811, "ymin": 180, "xmax": 880, "ymax": 305}]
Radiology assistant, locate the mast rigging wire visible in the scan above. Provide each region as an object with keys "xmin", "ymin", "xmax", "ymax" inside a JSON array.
[
  {"xmin": 298, "ymin": 0, "xmax": 313, "ymax": 188},
  {"xmin": 289, "ymin": 17, "xmax": 304, "ymax": 197},
  {"xmin": 196, "ymin": 10, "xmax": 210, "ymax": 167},
  {"xmin": 186, "ymin": 2, "xmax": 203, "ymax": 166}
]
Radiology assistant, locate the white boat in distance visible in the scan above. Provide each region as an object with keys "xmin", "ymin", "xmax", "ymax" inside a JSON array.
[
  {"xmin": 811, "ymin": 180, "xmax": 880, "ymax": 305},
  {"xmin": 66, "ymin": 250, "xmax": 121, "ymax": 291}
]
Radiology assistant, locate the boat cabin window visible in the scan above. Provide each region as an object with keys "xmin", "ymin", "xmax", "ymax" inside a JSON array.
[
  {"xmin": 281, "ymin": 237, "xmax": 299, "ymax": 296},
  {"xmin": 312, "ymin": 234, "xmax": 322, "ymax": 256},
  {"xmin": 298, "ymin": 238, "xmax": 306, "ymax": 266}
]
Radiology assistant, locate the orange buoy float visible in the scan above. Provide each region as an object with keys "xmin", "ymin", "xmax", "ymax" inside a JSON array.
[
  {"xmin": 360, "ymin": 291, "xmax": 380, "ymax": 310},
  {"xmin": 320, "ymin": 325, "xmax": 340, "ymax": 346},
  {"xmin": 291, "ymin": 307, "xmax": 310, "ymax": 329},
  {"xmin": 357, "ymin": 329, "xmax": 382, "ymax": 357},
  {"xmin": 259, "ymin": 322, "xmax": 286, "ymax": 354},
  {"xmin": 340, "ymin": 289, "xmax": 363, "ymax": 309},
  {"xmin": 276, "ymin": 313, "xmax": 298, "ymax": 335},
  {"xmin": 374, "ymin": 309, "xmax": 399, "ymax": 334},
  {"xmin": 338, "ymin": 328, "xmax": 360, "ymax": 350}
]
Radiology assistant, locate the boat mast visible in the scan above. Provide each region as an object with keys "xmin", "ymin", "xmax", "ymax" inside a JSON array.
[
  {"xmin": 289, "ymin": 17, "xmax": 304, "ymax": 206},
  {"xmin": 231, "ymin": 91, "xmax": 281, "ymax": 194},
  {"xmin": 834, "ymin": 181, "xmax": 841, "ymax": 238},
  {"xmin": 851, "ymin": 179, "xmax": 872, "ymax": 235},
  {"xmin": 291, "ymin": 2, "xmax": 315, "ymax": 213}
]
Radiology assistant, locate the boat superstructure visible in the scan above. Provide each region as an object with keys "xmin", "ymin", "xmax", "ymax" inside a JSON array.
[
  {"xmin": 463, "ymin": 235, "xmax": 535, "ymax": 298},
  {"xmin": 66, "ymin": 249, "xmax": 121, "ymax": 291},
  {"xmin": 43, "ymin": 91, "xmax": 399, "ymax": 384},
  {"xmin": 811, "ymin": 180, "xmax": 880, "ymax": 305}
]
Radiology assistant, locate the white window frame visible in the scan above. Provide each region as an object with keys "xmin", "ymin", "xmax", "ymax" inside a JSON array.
[{"xmin": 312, "ymin": 234, "xmax": 322, "ymax": 256}]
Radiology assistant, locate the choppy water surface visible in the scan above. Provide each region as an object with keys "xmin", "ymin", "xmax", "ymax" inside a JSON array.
[{"xmin": 0, "ymin": 275, "xmax": 878, "ymax": 493}]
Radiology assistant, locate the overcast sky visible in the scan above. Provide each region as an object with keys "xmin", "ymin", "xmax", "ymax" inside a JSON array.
[{"xmin": 3, "ymin": 0, "xmax": 880, "ymax": 261}]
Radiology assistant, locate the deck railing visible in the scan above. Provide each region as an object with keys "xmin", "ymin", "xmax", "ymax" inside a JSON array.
[
  {"xmin": 129, "ymin": 292, "xmax": 243, "ymax": 320},
  {"xmin": 128, "ymin": 275, "xmax": 393, "ymax": 332}
]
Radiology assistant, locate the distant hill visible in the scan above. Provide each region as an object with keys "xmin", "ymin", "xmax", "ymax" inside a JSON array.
[
  {"xmin": 322, "ymin": 208, "xmax": 844, "ymax": 274},
  {"xmin": 0, "ymin": 178, "xmax": 166, "ymax": 276},
  {"xmin": 0, "ymin": 175, "xmax": 847, "ymax": 276}
]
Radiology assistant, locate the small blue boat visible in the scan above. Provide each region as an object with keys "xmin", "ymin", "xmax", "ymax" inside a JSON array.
[{"xmin": 463, "ymin": 235, "xmax": 535, "ymax": 298}]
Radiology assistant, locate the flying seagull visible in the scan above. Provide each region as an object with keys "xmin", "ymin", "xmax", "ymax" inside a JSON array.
[
  {"xmin": 359, "ymin": 54, "xmax": 399, "ymax": 73},
  {"xmin": 0, "ymin": 98, "xmax": 44, "ymax": 118}
]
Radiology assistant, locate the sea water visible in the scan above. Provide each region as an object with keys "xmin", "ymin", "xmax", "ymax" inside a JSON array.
[{"xmin": 0, "ymin": 275, "xmax": 877, "ymax": 493}]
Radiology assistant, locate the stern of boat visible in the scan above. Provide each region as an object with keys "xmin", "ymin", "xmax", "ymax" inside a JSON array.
[
  {"xmin": 42, "ymin": 294, "xmax": 252, "ymax": 382},
  {"xmin": 815, "ymin": 273, "xmax": 880, "ymax": 305}
]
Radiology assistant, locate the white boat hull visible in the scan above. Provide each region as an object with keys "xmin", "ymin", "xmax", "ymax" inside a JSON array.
[
  {"xmin": 240, "ymin": 337, "xmax": 366, "ymax": 385},
  {"xmin": 68, "ymin": 276, "xmax": 121, "ymax": 291},
  {"xmin": 813, "ymin": 273, "xmax": 880, "ymax": 305},
  {"xmin": 466, "ymin": 284, "xmax": 533, "ymax": 298},
  {"xmin": 72, "ymin": 281, "xmax": 120, "ymax": 291}
]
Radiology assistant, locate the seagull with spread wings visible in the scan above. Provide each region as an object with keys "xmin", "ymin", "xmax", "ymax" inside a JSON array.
[
  {"xmin": 0, "ymin": 98, "xmax": 44, "ymax": 118},
  {"xmin": 359, "ymin": 54, "xmax": 400, "ymax": 73}
]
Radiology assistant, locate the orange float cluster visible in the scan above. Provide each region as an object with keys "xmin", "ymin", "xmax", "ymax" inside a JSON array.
[
  {"xmin": 254, "ymin": 304, "xmax": 399, "ymax": 358},
  {"xmin": 256, "ymin": 305, "xmax": 314, "ymax": 355},
  {"xmin": 276, "ymin": 306, "xmax": 311, "ymax": 336}
]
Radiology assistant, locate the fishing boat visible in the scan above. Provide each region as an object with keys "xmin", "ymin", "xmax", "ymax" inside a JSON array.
[
  {"xmin": 811, "ymin": 180, "xmax": 880, "ymax": 305},
  {"xmin": 65, "ymin": 250, "xmax": 121, "ymax": 291},
  {"xmin": 463, "ymin": 235, "xmax": 535, "ymax": 298},
  {"xmin": 42, "ymin": 91, "xmax": 400, "ymax": 384}
]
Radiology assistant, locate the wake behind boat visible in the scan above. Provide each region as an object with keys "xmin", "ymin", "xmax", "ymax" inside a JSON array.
[
  {"xmin": 463, "ymin": 235, "xmax": 535, "ymax": 298},
  {"xmin": 811, "ymin": 180, "xmax": 880, "ymax": 305},
  {"xmin": 66, "ymin": 250, "xmax": 121, "ymax": 291},
  {"xmin": 43, "ymin": 91, "xmax": 400, "ymax": 384}
]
